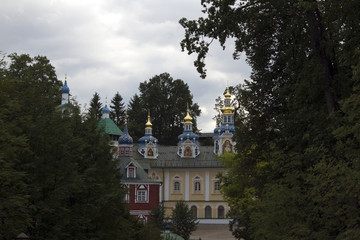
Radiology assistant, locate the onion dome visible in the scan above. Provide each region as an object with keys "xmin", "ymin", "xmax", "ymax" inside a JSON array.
[
  {"xmin": 221, "ymin": 87, "xmax": 235, "ymax": 114},
  {"xmin": 184, "ymin": 103, "xmax": 193, "ymax": 124},
  {"xmin": 102, "ymin": 104, "xmax": 110, "ymax": 114},
  {"xmin": 61, "ymin": 80, "xmax": 70, "ymax": 94},
  {"xmin": 224, "ymin": 87, "xmax": 231, "ymax": 99},
  {"xmin": 178, "ymin": 132, "xmax": 199, "ymax": 143},
  {"xmin": 118, "ymin": 117, "xmax": 133, "ymax": 145},
  {"xmin": 139, "ymin": 135, "xmax": 158, "ymax": 146},
  {"xmin": 139, "ymin": 110, "xmax": 158, "ymax": 146},
  {"xmin": 145, "ymin": 110, "xmax": 152, "ymax": 129}
]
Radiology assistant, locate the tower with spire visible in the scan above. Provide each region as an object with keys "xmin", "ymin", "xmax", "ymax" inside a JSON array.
[
  {"xmin": 213, "ymin": 87, "xmax": 236, "ymax": 155},
  {"xmin": 57, "ymin": 75, "xmax": 72, "ymax": 114},
  {"xmin": 138, "ymin": 110, "xmax": 158, "ymax": 159},
  {"xmin": 118, "ymin": 113, "xmax": 133, "ymax": 157},
  {"xmin": 61, "ymin": 75, "xmax": 70, "ymax": 105},
  {"xmin": 97, "ymin": 100, "xmax": 123, "ymax": 155},
  {"xmin": 177, "ymin": 104, "xmax": 200, "ymax": 158}
]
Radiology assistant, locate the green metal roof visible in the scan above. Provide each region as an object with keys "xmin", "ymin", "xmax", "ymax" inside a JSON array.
[{"xmin": 97, "ymin": 118, "xmax": 123, "ymax": 136}]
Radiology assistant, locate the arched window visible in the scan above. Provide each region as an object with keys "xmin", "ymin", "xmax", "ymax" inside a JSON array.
[
  {"xmin": 191, "ymin": 206, "xmax": 197, "ymax": 218},
  {"xmin": 194, "ymin": 182, "xmax": 201, "ymax": 191},
  {"xmin": 174, "ymin": 181, "xmax": 180, "ymax": 191},
  {"xmin": 205, "ymin": 206, "xmax": 212, "ymax": 219},
  {"xmin": 218, "ymin": 206, "xmax": 225, "ymax": 219}
]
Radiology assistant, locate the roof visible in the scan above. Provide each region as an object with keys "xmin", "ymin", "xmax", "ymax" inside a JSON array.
[
  {"xmin": 118, "ymin": 157, "xmax": 156, "ymax": 183},
  {"xmin": 131, "ymin": 145, "xmax": 223, "ymax": 168},
  {"xmin": 97, "ymin": 118, "xmax": 123, "ymax": 136},
  {"xmin": 56, "ymin": 103, "xmax": 70, "ymax": 109}
]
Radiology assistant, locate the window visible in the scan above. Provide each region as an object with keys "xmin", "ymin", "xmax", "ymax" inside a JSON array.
[
  {"xmin": 120, "ymin": 148, "xmax": 124, "ymax": 154},
  {"xmin": 214, "ymin": 182, "xmax": 220, "ymax": 191},
  {"xmin": 195, "ymin": 147, "xmax": 198, "ymax": 156},
  {"xmin": 174, "ymin": 181, "xmax": 180, "ymax": 191},
  {"xmin": 205, "ymin": 206, "xmax": 212, "ymax": 219},
  {"xmin": 128, "ymin": 168, "xmax": 134, "ymax": 178},
  {"xmin": 191, "ymin": 206, "xmax": 197, "ymax": 218},
  {"xmin": 137, "ymin": 190, "xmax": 147, "ymax": 202},
  {"xmin": 218, "ymin": 206, "xmax": 225, "ymax": 219},
  {"xmin": 125, "ymin": 148, "xmax": 129, "ymax": 154},
  {"xmin": 194, "ymin": 182, "xmax": 201, "ymax": 191}
]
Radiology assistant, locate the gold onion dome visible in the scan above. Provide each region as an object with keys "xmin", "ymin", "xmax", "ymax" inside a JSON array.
[
  {"xmin": 224, "ymin": 87, "xmax": 231, "ymax": 99},
  {"xmin": 221, "ymin": 87, "xmax": 235, "ymax": 114},
  {"xmin": 145, "ymin": 110, "xmax": 152, "ymax": 129},
  {"xmin": 184, "ymin": 103, "xmax": 193, "ymax": 124}
]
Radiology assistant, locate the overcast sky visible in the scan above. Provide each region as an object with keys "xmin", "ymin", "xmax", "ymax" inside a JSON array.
[{"xmin": 1, "ymin": 0, "xmax": 251, "ymax": 132}]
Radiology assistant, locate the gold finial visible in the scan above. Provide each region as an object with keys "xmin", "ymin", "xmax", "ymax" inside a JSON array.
[
  {"xmin": 65, "ymin": 74, "xmax": 67, "ymax": 81},
  {"xmin": 184, "ymin": 103, "xmax": 193, "ymax": 123},
  {"xmin": 105, "ymin": 97, "xmax": 108, "ymax": 105},
  {"xmin": 146, "ymin": 110, "xmax": 152, "ymax": 128}
]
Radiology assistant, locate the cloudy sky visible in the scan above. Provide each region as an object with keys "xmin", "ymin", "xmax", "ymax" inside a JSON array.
[{"xmin": 1, "ymin": 0, "xmax": 251, "ymax": 132}]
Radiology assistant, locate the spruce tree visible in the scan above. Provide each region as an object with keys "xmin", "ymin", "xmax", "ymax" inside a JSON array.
[
  {"xmin": 110, "ymin": 92, "xmax": 125, "ymax": 127},
  {"xmin": 88, "ymin": 92, "xmax": 102, "ymax": 120},
  {"xmin": 171, "ymin": 201, "xmax": 197, "ymax": 240}
]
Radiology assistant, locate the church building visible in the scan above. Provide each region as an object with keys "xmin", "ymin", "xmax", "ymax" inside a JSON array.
[{"xmin": 60, "ymin": 79, "xmax": 236, "ymax": 224}]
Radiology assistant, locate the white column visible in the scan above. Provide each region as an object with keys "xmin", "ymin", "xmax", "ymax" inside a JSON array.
[
  {"xmin": 165, "ymin": 170, "xmax": 169, "ymax": 201},
  {"xmin": 205, "ymin": 171, "xmax": 210, "ymax": 201},
  {"xmin": 185, "ymin": 171, "xmax": 189, "ymax": 201},
  {"xmin": 159, "ymin": 183, "xmax": 162, "ymax": 202}
]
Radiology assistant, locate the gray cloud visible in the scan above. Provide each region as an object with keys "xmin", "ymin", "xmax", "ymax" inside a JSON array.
[{"xmin": 0, "ymin": 0, "xmax": 251, "ymax": 132}]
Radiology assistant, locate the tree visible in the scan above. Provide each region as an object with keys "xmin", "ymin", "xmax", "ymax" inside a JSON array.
[
  {"xmin": 0, "ymin": 53, "xmax": 157, "ymax": 240},
  {"xmin": 88, "ymin": 92, "xmax": 102, "ymax": 120},
  {"xmin": 181, "ymin": 1, "xmax": 360, "ymax": 239},
  {"xmin": 110, "ymin": 92, "xmax": 125, "ymax": 128},
  {"xmin": 127, "ymin": 73, "xmax": 201, "ymax": 145},
  {"xmin": 150, "ymin": 204, "xmax": 165, "ymax": 231},
  {"xmin": 170, "ymin": 201, "xmax": 197, "ymax": 240}
]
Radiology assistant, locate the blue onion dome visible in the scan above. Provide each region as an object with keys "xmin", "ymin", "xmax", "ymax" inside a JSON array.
[
  {"xmin": 220, "ymin": 123, "xmax": 235, "ymax": 134},
  {"xmin": 61, "ymin": 80, "xmax": 70, "ymax": 94},
  {"xmin": 138, "ymin": 135, "xmax": 158, "ymax": 146},
  {"xmin": 213, "ymin": 126, "xmax": 222, "ymax": 136},
  {"xmin": 118, "ymin": 124, "xmax": 133, "ymax": 144},
  {"xmin": 102, "ymin": 104, "xmax": 110, "ymax": 114},
  {"xmin": 178, "ymin": 132, "xmax": 199, "ymax": 143}
]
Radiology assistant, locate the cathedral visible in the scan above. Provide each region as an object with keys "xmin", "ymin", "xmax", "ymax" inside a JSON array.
[{"xmin": 60, "ymin": 79, "xmax": 236, "ymax": 224}]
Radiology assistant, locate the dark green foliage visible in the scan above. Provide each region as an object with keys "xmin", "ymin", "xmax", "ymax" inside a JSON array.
[
  {"xmin": 110, "ymin": 91, "xmax": 125, "ymax": 128},
  {"xmin": 127, "ymin": 73, "xmax": 201, "ymax": 145},
  {"xmin": 0, "ymin": 53, "xmax": 157, "ymax": 240},
  {"xmin": 150, "ymin": 204, "xmax": 165, "ymax": 231},
  {"xmin": 181, "ymin": 1, "xmax": 360, "ymax": 239},
  {"xmin": 170, "ymin": 201, "xmax": 197, "ymax": 240},
  {"xmin": 88, "ymin": 92, "xmax": 102, "ymax": 120}
]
